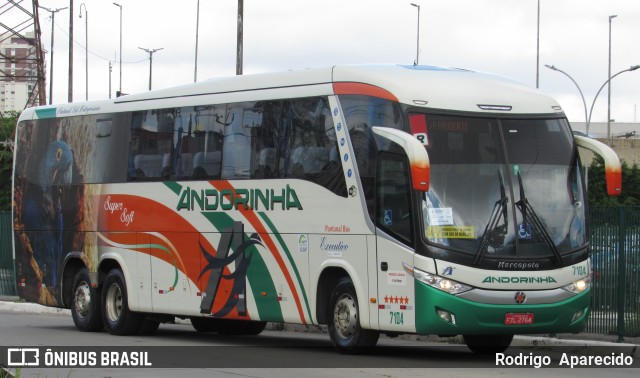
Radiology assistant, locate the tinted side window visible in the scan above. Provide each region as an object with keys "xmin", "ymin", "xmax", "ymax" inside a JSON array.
[
  {"xmin": 339, "ymin": 95, "xmax": 404, "ymax": 218},
  {"xmin": 128, "ymin": 109, "xmax": 174, "ymax": 180},
  {"xmin": 123, "ymin": 96, "xmax": 347, "ymax": 197}
]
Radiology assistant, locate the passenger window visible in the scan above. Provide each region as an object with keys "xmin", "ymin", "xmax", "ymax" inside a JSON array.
[
  {"xmin": 128, "ymin": 109, "xmax": 173, "ymax": 180},
  {"xmin": 176, "ymin": 105, "xmax": 224, "ymax": 180}
]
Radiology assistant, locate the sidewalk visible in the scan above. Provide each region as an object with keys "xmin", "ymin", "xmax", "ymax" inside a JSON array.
[{"xmin": 1, "ymin": 296, "xmax": 638, "ymax": 358}]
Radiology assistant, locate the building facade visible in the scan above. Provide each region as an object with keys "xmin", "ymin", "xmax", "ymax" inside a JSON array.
[{"xmin": 0, "ymin": 31, "xmax": 40, "ymax": 112}]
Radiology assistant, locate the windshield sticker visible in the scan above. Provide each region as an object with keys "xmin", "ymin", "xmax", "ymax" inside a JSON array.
[
  {"xmin": 428, "ymin": 226, "xmax": 474, "ymax": 239},
  {"xmin": 428, "ymin": 208, "xmax": 453, "ymax": 226}
]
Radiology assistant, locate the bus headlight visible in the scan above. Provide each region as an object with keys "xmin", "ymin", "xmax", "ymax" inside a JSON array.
[
  {"xmin": 562, "ymin": 275, "xmax": 591, "ymax": 294},
  {"xmin": 407, "ymin": 266, "xmax": 472, "ymax": 295}
]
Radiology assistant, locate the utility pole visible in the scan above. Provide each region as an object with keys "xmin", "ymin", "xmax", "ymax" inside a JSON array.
[
  {"xmin": 194, "ymin": 0, "xmax": 200, "ymax": 82},
  {"xmin": 113, "ymin": 3, "xmax": 122, "ymax": 96},
  {"xmin": 79, "ymin": 3, "xmax": 88, "ymax": 101},
  {"xmin": 68, "ymin": 0, "xmax": 73, "ymax": 102},
  {"xmin": 39, "ymin": 6, "xmax": 68, "ymax": 105},
  {"xmin": 236, "ymin": 0, "xmax": 243, "ymax": 75},
  {"xmin": 138, "ymin": 47, "xmax": 163, "ymax": 90}
]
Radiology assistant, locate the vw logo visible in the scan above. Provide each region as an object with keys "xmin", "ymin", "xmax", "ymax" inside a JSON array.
[{"xmin": 514, "ymin": 291, "xmax": 527, "ymax": 304}]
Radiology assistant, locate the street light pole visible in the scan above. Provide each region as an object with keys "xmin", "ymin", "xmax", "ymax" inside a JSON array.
[
  {"xmin": 607, "ymin": 15, "xmax": 617, "ymax": 140},
  {"xmin": 536, "ymin": 0, "xmax": 540, "ymax": 88},
  {"xmin": 138, "ymin": 47, "xmax": 163, "ymax": 90},
  {"xmin": 79, "ymin": 3, "xmax": 88, "ymax": 101},
  {"xmin": 545, "ymin": 65, "xmax": 588, "ymax": 130},
  {"xmin": 589, "ymin": 65, "xmax": 640, "ymax": 134},
  {"xmin": 546, "ymin": 64, "xmax": 639, "ymax": 135},
  {"xmin": 410, "ymin": 3, "xmax": 420, "ymax": 65},
  {"xmin": 113, "ymin": 3, "xmax": 123, "ymax": 96},
  {"xmin": 39, "ymin": 6, "xmax": 68, "ymax": 105}
]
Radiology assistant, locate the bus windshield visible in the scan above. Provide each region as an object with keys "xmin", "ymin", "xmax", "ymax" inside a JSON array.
[{"xmin": 413, "ymin": 114, "xmax": 586, "ymax": 261}]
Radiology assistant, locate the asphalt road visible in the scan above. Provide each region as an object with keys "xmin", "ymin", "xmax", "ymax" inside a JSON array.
[{"xmin": 0, "ymin": 310, "xmax": 638, "ymax": 378}]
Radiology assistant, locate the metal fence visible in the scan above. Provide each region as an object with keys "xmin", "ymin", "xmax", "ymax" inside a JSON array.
[
  {"xmin": 0, "ymin": 208, "xmax": 638, "ymax": 339},
  {"xmin": 586, "ymin": 206, "xmax": 640, "ymax": 340},
  {"xmin": 0, "ymin": 211, "xmax": 16, "ymax": 296}
]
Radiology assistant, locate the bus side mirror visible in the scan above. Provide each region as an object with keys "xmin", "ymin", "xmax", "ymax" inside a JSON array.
[
  {"xmin": 574, "ymin": 135, "xmax": 622, "ymax": 196},
  {"xmin": 372, "ymin": 126, "xmax": 430, "ymax": 191}
]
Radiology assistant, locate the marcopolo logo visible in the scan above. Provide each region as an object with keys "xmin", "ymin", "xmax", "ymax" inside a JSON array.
[{"xmin": 482, "ymin": 276, "xmax": 557, "ymax": 284}]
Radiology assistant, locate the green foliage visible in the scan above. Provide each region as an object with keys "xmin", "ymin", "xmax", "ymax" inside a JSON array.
[
  {"xmin": 0, "ymin": 111, "xmax": 18, "ymax": 212},
  {"xmin": 587, "ymin": 155, "xmax": 640, "ymax": 206}
]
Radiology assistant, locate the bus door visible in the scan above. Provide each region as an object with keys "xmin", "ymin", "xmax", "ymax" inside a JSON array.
[{"xmin": 375, "ymin": 152, "xmax": 416, "ymax": 332}]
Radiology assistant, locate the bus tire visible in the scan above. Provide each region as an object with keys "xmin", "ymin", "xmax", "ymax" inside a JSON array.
[
  {"xmin": 70, "ymin": 268, "xmax": 103, "ymax": 332},
  {"xmin": 191, "ymin": 317, "xmax": 267, "ymax": 335},
  {"xmin": 463, "ymin": 334, "xmax": 513, "ymax": 354},
  {"xmin": 138, "ymin": 317, "xmax": 161, "ymax": 335},
  {"xmin": 101, "ymin": 269, "xmax": 142, "ymax": 335},
  {"xmin": 327, "ymin": 278, "xmax": 379, "ymax": 354},
  {"xmin": 190, "ymin": 317, "xmax": 218, "ymax": 333}
]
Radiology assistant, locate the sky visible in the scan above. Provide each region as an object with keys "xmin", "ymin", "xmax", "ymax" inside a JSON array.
[{"xmin": 6, "ymin": 0, "xmax": 640, "ymax": 128}]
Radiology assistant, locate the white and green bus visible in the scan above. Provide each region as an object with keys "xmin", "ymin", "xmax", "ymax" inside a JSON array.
[{"xmin": 12, "ymin": 64, "xmax": 621, "ymax": 353}]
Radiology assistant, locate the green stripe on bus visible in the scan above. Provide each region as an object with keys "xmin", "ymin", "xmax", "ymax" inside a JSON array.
[
  {"xmin": 201, "ymin": 212, "xmax": 284, "ymax": 322},
  {"xmin": 34, "ymin": 108, "xmax": 57, "ymax": 119},
  {"xmin": 163, "ymin": 181, "xmax": 183, "ymax": 196},
  {"xmin": 257, "ymin": 212, "xmax": 312, "ymax": 322}
]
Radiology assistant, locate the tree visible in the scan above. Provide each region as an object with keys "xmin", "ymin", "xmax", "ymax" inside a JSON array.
[{"xmin": 0, "ymin": 111, "xmax": 18, "ymax": 211}]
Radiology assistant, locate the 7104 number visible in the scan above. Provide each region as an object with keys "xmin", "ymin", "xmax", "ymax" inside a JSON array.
[{"xmin": 389, "ymin": 311, "xmax": 404, "ymax": 325}]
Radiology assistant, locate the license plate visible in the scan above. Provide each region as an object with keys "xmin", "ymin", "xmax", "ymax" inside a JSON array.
[{"xmin": 504, "ymin": 313, "xmax": 534, "ymax": 325}]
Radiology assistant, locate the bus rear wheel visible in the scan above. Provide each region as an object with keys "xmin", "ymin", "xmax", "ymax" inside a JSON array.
[
  {"xmin": 70, "ymin": 268, "xmax": 103, "ymax": 332},
  {"xmin": 463, "ymin": 334, "xmax": 513, "ymax": 354},
  {"xmin": 101, "ymin": 269, "xmax": 142, "ymax": 335},
  {"xmin": 327, "ymin": 278, "xmax": 379, "ymax": 354}
]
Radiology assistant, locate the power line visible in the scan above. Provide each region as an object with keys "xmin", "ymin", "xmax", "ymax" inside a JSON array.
[{"xmin": 45, "ymin": 18, "xmax": 147, "ymax": 64}]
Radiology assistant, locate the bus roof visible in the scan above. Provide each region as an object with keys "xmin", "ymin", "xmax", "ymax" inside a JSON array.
[{"xmin": 21, "ymin": 64, "xmax": 563, "ymax": 121}]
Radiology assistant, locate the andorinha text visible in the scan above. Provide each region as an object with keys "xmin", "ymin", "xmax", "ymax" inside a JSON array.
[{"xmin": 177, "ymin": 185, "xmax": 303, "ymax": 211}]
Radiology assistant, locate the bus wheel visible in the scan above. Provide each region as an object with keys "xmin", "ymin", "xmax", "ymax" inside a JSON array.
[
  {"xmin": 138, "ymin": 317, "xmax": 161, "ymax": 335},
  {"xmin": 102, "ymin": 269, "xmax": 142, "ymax": 335},
  {"xmin": 70, "ymin": 268, "xmax": 103, "ymax": 332},
  {"xmin": 327, "ymin": 278, "xmax": 379, "ymax": 354},
  {"xmin": 463, "ymin": 334, "xmax": 514, "ymax": 354},
  {"xmin": 190, "ymin": 317, "xmax": 219, "ymax": 333}
]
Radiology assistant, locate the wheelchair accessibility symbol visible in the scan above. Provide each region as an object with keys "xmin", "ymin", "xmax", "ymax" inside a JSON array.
[
  {"xmin": 518, "ymin": 223, "xmax": 531, "ymax": 239},
  {"xmin": 384, "ymin": 209, "xmax": 393, "ymax": 225}
]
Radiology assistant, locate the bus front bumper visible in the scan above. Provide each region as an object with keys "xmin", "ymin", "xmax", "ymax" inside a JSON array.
[{"xmin": 415, "ymin": 282, "xmax": 590, "ymax": 335}]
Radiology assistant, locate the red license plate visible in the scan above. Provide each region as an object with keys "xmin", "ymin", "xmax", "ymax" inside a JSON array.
[{"xmin": 504, "ymin": 313, "xmax": 534, "ymax": 325}]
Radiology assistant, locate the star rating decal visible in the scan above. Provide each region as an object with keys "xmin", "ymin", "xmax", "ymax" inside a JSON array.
[{"xmin": 383, "ymin": 295, "xmax": 410, "ymax": 305}]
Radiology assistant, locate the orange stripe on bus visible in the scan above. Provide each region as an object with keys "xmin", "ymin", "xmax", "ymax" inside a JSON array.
[{"xmin": 333, "ymin": 82, "xmax": 398, "ymax": 102}]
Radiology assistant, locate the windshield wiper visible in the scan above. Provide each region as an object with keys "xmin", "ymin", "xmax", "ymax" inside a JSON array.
[
  {"xmin": 515, "ymin": 171, "xmax": 563, "ymax": 266},
  {"xmin": 473, "ymin": 171, "xmax": 509, "ymax": 265}
]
